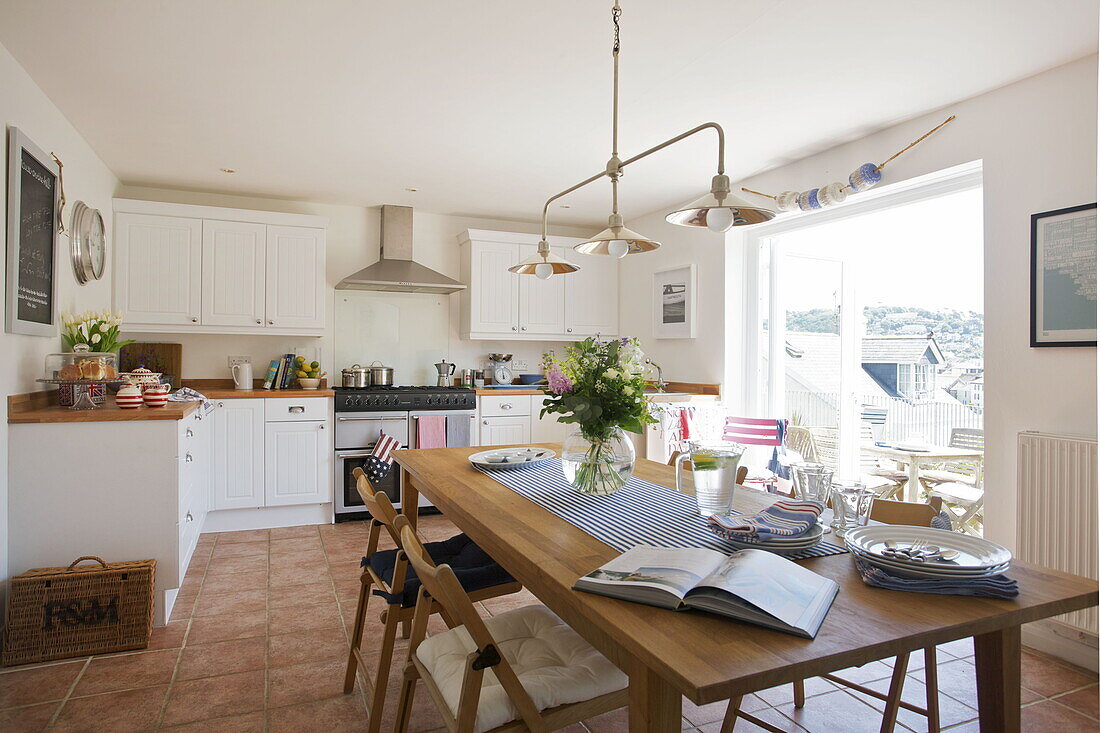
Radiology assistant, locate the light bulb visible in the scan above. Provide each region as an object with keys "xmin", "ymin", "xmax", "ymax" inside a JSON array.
[
  {"xmin": 534, "ymin": 262, "xmax": 554, "ymax": 280},
  {"xmin": 607, "ymin": 239, "xmax": 630, "ymax": 258},
  {"xmin": 705, "ymin": 207, "xmax": 735, "ymax": 233}
]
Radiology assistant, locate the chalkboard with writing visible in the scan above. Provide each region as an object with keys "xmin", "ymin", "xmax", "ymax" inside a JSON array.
[{"xmin": 6, "ymin": 128, "xmax": 59, "ymax": 336}]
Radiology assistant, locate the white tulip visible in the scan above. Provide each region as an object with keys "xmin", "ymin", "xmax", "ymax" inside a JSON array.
[
  {"xmin": 79, "ymin": 323, "xmax": 89, "ymax": 338},
  {"xmin": 91, "ymin": 333, "xmax": 101, "ymax": 344}
]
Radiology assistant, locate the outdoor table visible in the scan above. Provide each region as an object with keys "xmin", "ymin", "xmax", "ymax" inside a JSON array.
[
  {"xmin": 863, "ymin": 442, "xmax": 983, "ymax": 502},
  {"xmin": 394, "ymin": 444, "xmax": 1096, "ymax": 732}
]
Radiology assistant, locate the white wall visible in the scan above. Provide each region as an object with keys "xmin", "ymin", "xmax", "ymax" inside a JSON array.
[
  {"xmin": 0, "ymin": 41, "xmax": 121, "ymax": 600},
  {"xmin": 625, "ymin": 55, "xmax": 1098, "ymax": 552},
  {"xmin": 114, "ymin": 186, "xmax": 593, "ymax": 384}
]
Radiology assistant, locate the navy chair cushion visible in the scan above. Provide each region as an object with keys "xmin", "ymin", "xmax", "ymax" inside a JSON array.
[{"xmin": 363, "ymin": 532, "xmax": 515, "ymax": 607}]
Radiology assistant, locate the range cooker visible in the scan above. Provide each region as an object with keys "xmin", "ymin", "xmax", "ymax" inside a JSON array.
[{"xmin": 334, "ymin": 385, "xmax": 476, "ymax": 520}]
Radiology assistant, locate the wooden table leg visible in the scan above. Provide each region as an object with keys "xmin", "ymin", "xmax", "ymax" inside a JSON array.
[
  {"xmin": 627, "ymin": 660, "xmax": 680, "ymax": 732},
  {"xmin": 974, "ymin": 625, "xmax": 1021, "ymax": 732},
  {"xmin": 400, "ymin": 468, "xmax": 419, "ymax": 531},
  {"xmin": 907, "ymin": 457, "xmax": 921, "ymax": 502}
]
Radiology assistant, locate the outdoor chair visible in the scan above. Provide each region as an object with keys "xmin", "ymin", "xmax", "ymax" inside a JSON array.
[
  {"xmin": 918, "ymin": 428, "xmax": 984, "ymax": 535},
  {"xmin": 720, "ymin": 496, "xmax": 948, "ymax": 733},
  {"xmin": 343, "ymin": 468, "xmax": 523, "ymax": 732},
  {"xmin": 391, "ymin": 517, "xmax": 629, "ymax": 732}
]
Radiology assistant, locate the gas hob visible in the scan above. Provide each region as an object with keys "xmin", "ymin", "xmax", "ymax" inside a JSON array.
[{"xmin": 334, "ymin": 385, "xmax": 476, "ymax": 412}]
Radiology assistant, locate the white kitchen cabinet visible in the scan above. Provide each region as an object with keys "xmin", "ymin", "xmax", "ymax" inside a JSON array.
[
  {"xmin": 530, "ymin": 402, "xmax": 573, "ymax": 444},
  {"xmin": 212, "ymin": 399, "xmax": 266, "ymax": 510},
  {"xmin": 266, "ymin": 225, "xmax": 326, "ymax": 330},
  {"xmin": 518, "ymin": 244, "xmax": 567, "ymax": 336},
  {"xmin": 462, "ymin": 240, "xmax": 519, "ymax": 336},
  {"xmin": 265, "ymin": 421, "xmax": 331, "ymax": 506},
  {"xmin": 113, "ymin": 200, "xmax": 327, "ymax": 336},
  {"xmin": 202, "ymin": 220, "xmax": 267, "ymax": 327},
  {"xmin": 459, "ymin": 230, "xmax": 619, "ymax": 341},
  {"xmin": 479, "ymin": 415, "xmax": 531, "ymax": 446},
  {"xmin": 564, "ymin": 249, "xmax": 619, "ymax": 337},
  {"xmin": 115, "ymin": 213, "xmax": 203, "ymax": 326}
]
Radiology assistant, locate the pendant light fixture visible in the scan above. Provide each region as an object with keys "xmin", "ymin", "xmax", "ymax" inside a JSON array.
[{"xmin": 513, "ymin": 2, "xmax": 775, "ymax": 278}]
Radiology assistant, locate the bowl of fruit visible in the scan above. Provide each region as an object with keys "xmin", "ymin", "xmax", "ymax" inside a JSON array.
[{"xmin": 295, "ymin": 357, "xmax": 326, "ymax": 390}]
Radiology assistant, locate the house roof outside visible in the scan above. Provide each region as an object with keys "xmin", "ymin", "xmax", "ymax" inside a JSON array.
[{"xmin": 862, "ymin": 334, "xmax": 945, "ymax": 364}]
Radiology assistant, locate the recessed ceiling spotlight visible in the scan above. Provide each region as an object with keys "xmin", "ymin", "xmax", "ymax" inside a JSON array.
[
  {"xmin": 219, "ymin": 168, "xmax": 236, "ymax": 173},
  {"xmin": 404, "ymin": 187, "xmax": 419, "ymax": 192}
]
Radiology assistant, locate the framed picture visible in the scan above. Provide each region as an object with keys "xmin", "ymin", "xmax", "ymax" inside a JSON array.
[
  {"xmin": 1030, "ymin": 202, "xmax": 1097, "ymax": 347},
  {"xmin": 653, "ymin": 264, "xmax": 696, "ymax": 339},
  {"xmin": 6, "ymin": 127, "xmax": 60, "ymax": 336}
]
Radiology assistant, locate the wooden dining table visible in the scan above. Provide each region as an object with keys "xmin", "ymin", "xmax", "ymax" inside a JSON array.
[
  {"xmin": 395, "ymin": 445, "xmax": 1097, "ymax": 732},
  {"xmin": 863, "ymin": 443, "xmax": 984, "ymax": 502}
]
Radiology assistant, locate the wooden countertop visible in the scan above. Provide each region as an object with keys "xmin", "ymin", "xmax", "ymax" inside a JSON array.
[
  {"xmin": 474, "ymin": 380, "xmax": 720, "ymax": 401},
  {"xmin": 8, "ymin": 391, "xmax": 201, "ymax": 424},
  {"xmin": 475, "ymin": 387, "xmax": 547, "ymax": 396},
  {"xmin": 182, "ymin": 379, "xmax": 334, "ymax": 399}
]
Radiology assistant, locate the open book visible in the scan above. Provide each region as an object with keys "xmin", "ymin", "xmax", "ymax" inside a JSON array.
[{"xmin": 574, "ymin": 546, "xmax": 839, "ymax": 638}]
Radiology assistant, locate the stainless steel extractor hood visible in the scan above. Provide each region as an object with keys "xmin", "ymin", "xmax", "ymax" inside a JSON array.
[{"xmin": 336, "ymin": 205, "xmax": 466, "ymax": 293}]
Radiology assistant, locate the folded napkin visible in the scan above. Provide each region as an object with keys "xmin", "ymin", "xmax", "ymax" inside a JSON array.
[
  {"xmin": 708, "ymin": 499, "xmax": 824, "ymax": 541},
  {"xmin": 853, "ymin": 557, "xmax": 1019, "ymax": 599},
  {"xmin": 167, "ymin": 386, "xmax": 214, "ymax": 414}
]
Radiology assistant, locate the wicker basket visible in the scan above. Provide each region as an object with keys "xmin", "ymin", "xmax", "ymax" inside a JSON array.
[{"xmin": 2, "ymin": 556, "xmax": 156, "ymax": 666}]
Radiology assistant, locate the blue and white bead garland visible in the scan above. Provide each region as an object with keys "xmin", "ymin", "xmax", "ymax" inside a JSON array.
[{"xmin": 748, "ymin": 115, "xmax": 956, "ymax": 213}]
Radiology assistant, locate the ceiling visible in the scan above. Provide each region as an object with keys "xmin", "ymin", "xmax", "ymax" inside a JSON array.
[{"xmin": 1, "ymin": 1, "xmax": 1096, "ymax": 226}]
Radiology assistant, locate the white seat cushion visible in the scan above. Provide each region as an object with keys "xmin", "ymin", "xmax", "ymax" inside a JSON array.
[{"xmin": 415, "ymin": 604, "xmax": 627, "ymax": 732}]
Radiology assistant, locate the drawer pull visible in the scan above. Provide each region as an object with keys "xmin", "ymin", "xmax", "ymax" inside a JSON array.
[
  {"xmin": 289, "ymin": 406, "xmax": 305, "ymax": 414},
  {"xmin": 185, "ymin": 453, "xmax": 193, "ymax": 463},
  {"xmin": 185, "ymin": 428, "xmax": 194, "ymax": 438},
  {"xmin": 191, "ymin": 317, "xmax": 198, "ymax": 323},
  {"xmin": 500, "ymin": 403, "xmax": 512, "ymax": 410},
  {"xmin": 318, "ymin": 424, "xmax": 326, "ymax": 430}
]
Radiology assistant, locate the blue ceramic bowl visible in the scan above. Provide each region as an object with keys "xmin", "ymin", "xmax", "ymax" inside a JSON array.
[{"xmin": 518, "ymin": 373, "xmax": 546, "ymax": 385}]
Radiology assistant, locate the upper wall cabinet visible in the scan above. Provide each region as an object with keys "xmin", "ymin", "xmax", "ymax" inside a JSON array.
[
  {"xmin": 113, "ymin": 200, "xmax": 327, "ymax": 336},
  {"xmin": 458, "ymin": 230, "xmax": 618, "ymax": 341}
]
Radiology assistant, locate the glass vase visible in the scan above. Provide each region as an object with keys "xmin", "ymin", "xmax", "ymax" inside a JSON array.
[{"xmin": 561, "ymin": 428, "xmax": 636, "ymax": 496}]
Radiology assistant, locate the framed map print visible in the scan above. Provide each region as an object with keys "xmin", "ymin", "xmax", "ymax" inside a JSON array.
[{"xmin": 1031, "ymin": 203, "xmax": 1096, "ymax": 347}]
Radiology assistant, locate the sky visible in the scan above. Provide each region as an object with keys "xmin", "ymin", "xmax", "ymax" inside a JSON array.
[{"xmin": 775, "ymin": 187, "xmax": 984, "ymax": 314}]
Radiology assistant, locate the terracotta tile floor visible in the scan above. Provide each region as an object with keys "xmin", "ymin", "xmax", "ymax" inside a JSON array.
[{"xmin": 0, "ymin": 515, "xmax": 1095, "ymax": 732}]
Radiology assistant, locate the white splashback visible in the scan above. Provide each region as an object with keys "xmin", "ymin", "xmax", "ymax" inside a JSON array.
[{"xmin": 335, "ymin": 291, "xmax": 451, "ymax": 387}]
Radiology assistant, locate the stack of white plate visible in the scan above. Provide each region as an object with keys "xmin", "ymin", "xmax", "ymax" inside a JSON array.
[
  {"xmin": 719, "ymin": 523, "xmax": 825, "ymax": 556},
  {"xmin": 845, "ymin": 525, "xmax": 1012, "ymax": 580},
  {"xmin": 468, "ymin": 447, "xmax": 555, "ymax": 470}
]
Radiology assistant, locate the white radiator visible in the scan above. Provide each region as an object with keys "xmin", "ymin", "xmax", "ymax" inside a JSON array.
[{"xmin": 1017, "ymin": 431, "xmax": 1098, "ymax": 635}]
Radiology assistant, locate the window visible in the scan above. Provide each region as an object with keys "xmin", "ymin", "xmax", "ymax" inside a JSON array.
[{"xmin": 897, "ymin": 364, "xmax": 913, "ymax": 396}]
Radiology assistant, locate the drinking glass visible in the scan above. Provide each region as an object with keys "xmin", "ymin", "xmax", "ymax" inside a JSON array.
[
  {"xmin": 790, "ymin": 463, "xmax": 834, "ymax": 504},
  {"xmin": 830, "ymin": 480, "xmax": 872, "ymax": 537},
  {"xmin": 675, "ymin": 441, "xmax": 746, "ymax": 517}
]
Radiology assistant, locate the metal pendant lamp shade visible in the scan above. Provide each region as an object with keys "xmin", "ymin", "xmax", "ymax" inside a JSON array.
[
  {"xmin": 665, "ymin": 187, "xmax": 777, "ymax": 231},
  {"xmin": 507, "ymin": 244, "xmax": 580, "ymax": 279},
  {"xmin": 573, "ymin": 213, "xmax": 661, "ymax": 257}
]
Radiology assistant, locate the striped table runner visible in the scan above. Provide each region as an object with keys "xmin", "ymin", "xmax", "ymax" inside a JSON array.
[{"xmin": 472, "ymin": 459, "xmax": 847, "ymax": 560}]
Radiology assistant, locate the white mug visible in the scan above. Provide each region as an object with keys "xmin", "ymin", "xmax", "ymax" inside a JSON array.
[{"xmin": 231, "ymin": 362, "xmax": 253, "ymax": 390}]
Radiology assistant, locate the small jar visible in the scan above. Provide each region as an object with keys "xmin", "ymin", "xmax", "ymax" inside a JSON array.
[
  {"xmin": 115, "ymin": 384, "xmax": 144, "ymax": 409},
  {"xmin": 143, "ymin": 384, "xmax": 170, "ymax": 408}
]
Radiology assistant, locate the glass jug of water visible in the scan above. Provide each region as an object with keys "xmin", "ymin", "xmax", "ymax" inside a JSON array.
[{"xmin": 674, "ymin": 441, "xmax": 746, "ymax": 517}]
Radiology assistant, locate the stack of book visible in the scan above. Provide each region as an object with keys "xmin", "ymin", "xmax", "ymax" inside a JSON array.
[{"xmin": 262, "ymin": 353, "xmax": 299, "ymax": 390}]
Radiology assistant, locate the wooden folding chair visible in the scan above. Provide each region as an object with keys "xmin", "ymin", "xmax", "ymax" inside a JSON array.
[
  {"xmin": 343, "ymin": 468, "xmax": 522, "ymax": 732},
  {"xmin": 720, "ymin": 497, "xmax": 947, "ymax": 733},
  {"xmin": 392, "ymin": 518, "xmax": 630, "ymax": 732}
]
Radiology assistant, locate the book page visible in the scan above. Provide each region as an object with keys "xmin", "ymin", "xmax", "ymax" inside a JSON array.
[
  {"xmin": 579, "ymin": 545, "xmax": 726, "ymax": 600},
  {"xmin": 695, "ymin": 550, "xmax": 833, "ymax": 628}
]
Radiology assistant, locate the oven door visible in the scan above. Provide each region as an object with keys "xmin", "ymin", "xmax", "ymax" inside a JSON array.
[{"xmin": 334, "ymin": 448, "xmax": 401, "ymax": 514}]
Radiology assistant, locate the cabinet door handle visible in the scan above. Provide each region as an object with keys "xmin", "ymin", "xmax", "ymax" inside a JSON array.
[
  {"xmin": 185, "ymin": 452, "xmax": 193, "ymax": 463},
  {"xmin": 255, "ymin": 318, "xmax": 262, "ymax": 324},
  {"xmin": 218, "ymin": 402, "xmax": 224, "ymax": 408},
  {"xmin": 186, "ymin": 512, "xmax": 194, "ymax": 523},
  {"xmin": 190, "ymin": 317, "xmax": 198, "ymax": 323},
  {"xmin": 482, "ymin": 420, "xmax": 489, "ymax": 425},
  {"xmin": 289, "ymin": 406, "xmax": 305, "ymax": 414},
  {"xmin": 521, "ymin": 326, "xmax": 527, "ymax": 331},
  {"xmin": 511, "ymin": 326, "xmax": 517, "ymax": 331},
  {"xmin": 567, "ymin": 328, "xmax": 573, "ymax": 333},
  {"xmin": 268, "ymin": 319, "xmax": 274, "ymax": 325},
  {"xmin": 318, "ymin": 424, "xmax": 326, "ymax": 430},
  {"xmin": 185, "ymin": 428, "xmax": 194, "ymax": 438}
]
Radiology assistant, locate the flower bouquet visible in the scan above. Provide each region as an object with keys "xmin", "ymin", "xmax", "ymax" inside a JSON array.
[
  {"xmin": 541, "ymin": 337, "xmax": 656, "ymax": 495},
  {"xmin": 61, "ymin": 310, "xmax": 135, "ymax": 354}
]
